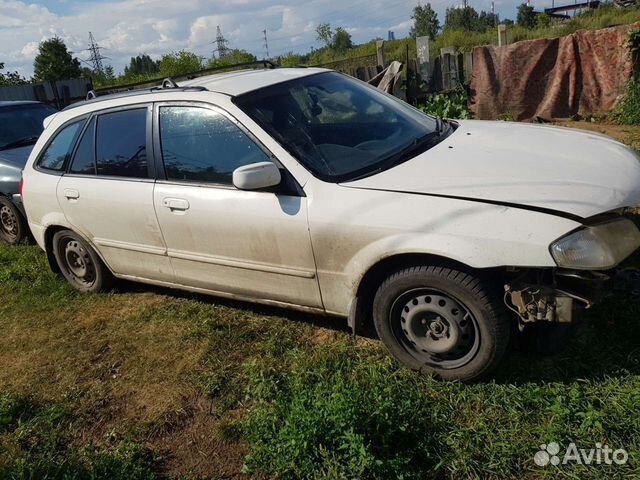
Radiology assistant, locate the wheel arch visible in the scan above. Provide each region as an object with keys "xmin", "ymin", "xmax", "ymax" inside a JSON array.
[
  {"xmin": 43, "ymin": 224, "xmax": 113, "ymax": 275},
  {"xmin": 348, "ymin": 252, "xmax": 497, "ymax": 334}
]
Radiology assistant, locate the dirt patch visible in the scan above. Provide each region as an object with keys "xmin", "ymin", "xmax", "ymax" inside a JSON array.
[
  {"xmin": 556, "ymin": 121, "xmax": 640, "ymax": 150},
  {"xmin": 147, "ymin": 396, "xmax": 246, "ymax": 479}
]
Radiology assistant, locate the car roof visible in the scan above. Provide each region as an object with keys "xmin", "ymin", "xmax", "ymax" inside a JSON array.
[
  {"xmin": 0, "ymin": 100, "xmax": 45, "ymax": 108},
  {"xmin": 58, "ymin": 67, "xmax": 331, "ymax": 116},
  {"xmin": 180, "ymin": 67, "xmax": 328, "ymax": 96}
]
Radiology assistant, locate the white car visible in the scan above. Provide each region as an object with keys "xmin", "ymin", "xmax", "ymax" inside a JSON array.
[{"xmin": 21, "ymin": 68, "xmax": 640, "ymax": 381}]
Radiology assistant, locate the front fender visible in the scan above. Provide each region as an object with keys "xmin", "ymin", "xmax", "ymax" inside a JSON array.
[{"xmin": 309, "ymin": 184, "xmax": 581, "ymax": 316}]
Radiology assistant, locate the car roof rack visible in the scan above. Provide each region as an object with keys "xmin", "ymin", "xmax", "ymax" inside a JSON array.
[
  {"xmin": 69, "ymin": 80, "xmax": 208, "ymax": 111},
  {"xmin": 65, "ymin": 60, "xmax": 278, "ymax": 111}
]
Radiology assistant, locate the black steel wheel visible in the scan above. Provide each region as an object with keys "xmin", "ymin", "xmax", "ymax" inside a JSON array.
[
  {"xmin": 392, "ymin": 289, "xmax": 481, "ymax": 370},
  {"xmin": 52, "ymin": 230, "xmax": 113, "ymax": 292},
  {"xmin": 0, "ymin": 197, "xmax": 26, "ymax": 245},
  {"xmin": 373, "ymin": 266, "xmax": 510, "ymax": 382}
]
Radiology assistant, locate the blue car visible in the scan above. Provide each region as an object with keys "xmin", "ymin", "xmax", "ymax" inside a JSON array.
[{"xmin": 0, "ymin": 101, "xmax": 57, "ymax": 244}]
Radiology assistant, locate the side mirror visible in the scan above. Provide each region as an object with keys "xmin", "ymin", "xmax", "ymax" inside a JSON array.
[{"xmin": 232, "ymin": 162, "xmax": 282, "ymax": 191}]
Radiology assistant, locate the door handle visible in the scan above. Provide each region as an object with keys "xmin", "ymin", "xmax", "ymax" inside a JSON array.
[
  {"xmin": 64, "ymin": 189, "xmax": 80, "ymax": 200},
  {"xmin": 163, "ymin": 198, "xmax": 190, "ymax": 212}
]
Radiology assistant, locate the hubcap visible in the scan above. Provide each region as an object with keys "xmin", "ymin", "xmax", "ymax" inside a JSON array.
[
  {"xmin": 392, "ymin": 289, "xmax": 480, "ymax": 369},
  {"xmin": 62, "ymin": 239, "xmax": 96, "ymax": 286},
  {"xmin": 0, "ymin": 205, "xmax": 18, "ymax": 238}
]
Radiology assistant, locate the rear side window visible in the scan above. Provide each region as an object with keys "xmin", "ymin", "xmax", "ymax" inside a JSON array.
[
  {"xmin": 158, "ymin": 106, "xmax": 269, "ymax": 185},
  {"xmin": 37, "ymin": 120, "xmax": 84, "ymax": 171},
  {"xmin": 69, "ymin": 117, "xmax": 96, "ymax": 175},
  {"xmin": 96, "ymin": 108, "xmax": 148, "ymax": 178}
]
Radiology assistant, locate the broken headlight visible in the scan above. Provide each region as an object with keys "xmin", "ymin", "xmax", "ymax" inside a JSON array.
[{"xmin": 550, "ymin": 218, "xmax": 640, "ymax": 270}]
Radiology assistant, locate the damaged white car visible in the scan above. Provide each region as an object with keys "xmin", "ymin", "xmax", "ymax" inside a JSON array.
[{"xmin": 22, "ymin": 68, "xmax": 640, "ymax": 381}]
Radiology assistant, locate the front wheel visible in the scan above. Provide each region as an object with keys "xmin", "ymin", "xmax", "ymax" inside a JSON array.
[
  {"xmin": 0, "ymin": 197, "xmax": 27, "ymax": 245},
  {"xmin": 373, "ymin": 266, "xmax": 510, "ymax": 382},
  {"xmin": 52, "ymin": 230, "xmax": 113, "ymax": 293}
]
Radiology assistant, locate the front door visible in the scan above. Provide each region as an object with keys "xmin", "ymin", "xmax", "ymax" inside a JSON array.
[{"xmin": 152, "ymin": 103, "xmax": 322, "ymax": 308}]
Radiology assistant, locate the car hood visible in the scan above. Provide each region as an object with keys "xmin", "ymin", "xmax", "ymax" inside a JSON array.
[
  {"xmin": 0, "ymin": 145, "xmax": 33, "ymax": 170},
  {"xmin": 342, "ymin": 120, "xmax": 640, "ymax": 219}
]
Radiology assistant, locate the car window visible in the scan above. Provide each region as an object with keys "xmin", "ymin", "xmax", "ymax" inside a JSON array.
[
  {"xmin": 96, "ymin": 108, "xmax": 148, "ymax": 178},
  {"xmin": 0, "ymin": 103, "xmax": 58, "ymax": 151},
  {"xmin": 69, "ymin": 117, "xmax": 96, "ymax": 175},
  {"xmin": 159, "ymin": 106, "xmax": 269, "ymax": 185},
  {"xmin": 37, "ymin": 119, "xmax": 84, "ymax": 171},
  {"xmin": 235, "ymin": 72, "xmax": 442, "ymax": 183}
]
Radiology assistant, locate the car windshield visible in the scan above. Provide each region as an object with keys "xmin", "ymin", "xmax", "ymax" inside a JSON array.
[
  {"xmin": 0, "ymin": 103, "xmax": 57, "ymax": 151},
  {"xmin": 234, "ymin": 72, "xmax": 448, "ymax": 182}
]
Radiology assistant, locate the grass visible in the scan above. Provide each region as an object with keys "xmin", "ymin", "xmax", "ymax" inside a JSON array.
[{"xmin": 1, "ymin": 124, "xmax": 640, "ymax": 477}]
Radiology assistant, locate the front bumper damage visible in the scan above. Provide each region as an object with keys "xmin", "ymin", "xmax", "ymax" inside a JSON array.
[{"xmin": 504, "ymin": 267, "xmax": 639, "ymax": 327}]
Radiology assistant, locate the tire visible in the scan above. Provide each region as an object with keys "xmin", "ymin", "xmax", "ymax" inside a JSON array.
[
  {"xmin": 0, "ymin": 196, "xmax": 27, "ymax": 245},
  {"xmin": 373, "ymin": 266, "xmax": 510, "ymax": 382},
  {"xmin": 52, "ymin": 230, "xmax": 113, "ymax": 293}
]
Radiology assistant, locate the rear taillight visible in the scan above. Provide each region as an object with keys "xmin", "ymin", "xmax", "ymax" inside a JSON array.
[{"xmin": 19, "ymin": 178, "xmax": 24, "ymax": 197}]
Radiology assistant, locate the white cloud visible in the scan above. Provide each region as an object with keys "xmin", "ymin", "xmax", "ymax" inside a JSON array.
[{"xmin": 20, "ymin": 41, "xmax": 39, "ymax": 59}]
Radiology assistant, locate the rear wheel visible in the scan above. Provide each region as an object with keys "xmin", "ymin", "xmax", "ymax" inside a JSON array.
[
  {"xmin": 373, "ymin": 266, "xmax": 510, "ymax": 382},
  {"xmin": 0, "ymin": 197, "xmax": 27, "ymax": 245},
  {"xmin": 52, "ymin": 230, "xmax": 113, "ymax": 293}
]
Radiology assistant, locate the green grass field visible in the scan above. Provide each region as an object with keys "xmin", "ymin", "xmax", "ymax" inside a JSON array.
[{"xmin": 1, "ymin": 123, "xmax": 640, "ymax": 479}]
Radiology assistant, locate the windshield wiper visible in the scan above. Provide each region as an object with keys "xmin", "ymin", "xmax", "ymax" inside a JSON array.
[
  {"xmin": 0, "ymin": 136, "xmax": 39, "ymax": 151},
  {"xmin": 346, "ymin": 131, "xmax": 441, "ymax": 182}
]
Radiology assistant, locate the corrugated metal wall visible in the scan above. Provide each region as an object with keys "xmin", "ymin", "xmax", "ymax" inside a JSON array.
[{"xmin": 0, "ymin": 79, "xmax": 92, "ymax": 108}]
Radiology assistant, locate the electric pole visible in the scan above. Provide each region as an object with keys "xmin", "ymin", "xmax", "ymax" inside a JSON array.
[
  {"xmin": 262, "ymin": 29, "xmax": 270, "ymax": 60},
  {"xmin": 214, "ymin": 26, "xmax": 230, "ymax": 59},
  {"xmin": 86, "ymin": 32, "xmax": 107, "ymax": 75}
]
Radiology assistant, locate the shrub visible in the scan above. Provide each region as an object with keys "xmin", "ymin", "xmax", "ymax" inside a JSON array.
[
  {"xmin": 611, "ymin": 77, "xmax": 640, "ymax": 125},
  {"xmin": 418, "ymin": 88, "xmax": 471, "ymax": 119}
]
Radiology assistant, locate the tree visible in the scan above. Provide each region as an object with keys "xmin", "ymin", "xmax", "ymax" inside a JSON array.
[
  {"xmin": 332, "ymin": 27, "xmax": 353, "ymax": 54},
  {"xmin": 445, "ymin": 6, "xmax": 480, "ymax": 31},
  {"xmin": 158, "ymin": 50, "xmax": 202, "ymax": 77},
  {"xmin": 208, "ymin": 49, "xmax": 257, "ymax": 68},
  {"xmin": 478, "ymin": 10, "xmax": 499, "ymax": 30},
  {"xmin": 33, "ymin": 37, "xmax": 81, "ymax": 82},
  {"xmin": 123, "ymin": 54, "xmax": 160, "ymax": 78},
  {"xmin": 316, "ymin": 23, "xmax": 333, "ymax": 47},
  {"xmin": 410, "ymin": 3, "xmax": 440, "ymax": 40},
  {"xmin": 315, "ymin": 23, "xmax": 353, "ymax": 54},
  {"xmin": 517, "ymin": 3, "xmax": 537, "ymax": 28},
  {"xmin": 0, "ymin": 62, "xmax": 27, "ymax": 86}
]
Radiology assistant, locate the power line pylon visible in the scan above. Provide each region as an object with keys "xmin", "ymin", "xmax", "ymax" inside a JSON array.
[
  {"xmin": 86, "ymin": 32, "xmax": 107, "ymax": 75},
  {"xmin": 214, "ymin": 26, "xmax": 230, "ymax": 59},
  {"xmin": 262, "ymin": 29, "xmax": 269, "ymax": 60}
]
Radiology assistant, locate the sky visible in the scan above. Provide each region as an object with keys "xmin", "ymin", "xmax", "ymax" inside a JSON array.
[{"xmin": 1, "ymin": 0, "xmax": 547, "ymax": 78}]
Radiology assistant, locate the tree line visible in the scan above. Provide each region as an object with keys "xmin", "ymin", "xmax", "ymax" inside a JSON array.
[{"xmin": 0, "ymin": 36, "xmax": 258, "ymax": 88}]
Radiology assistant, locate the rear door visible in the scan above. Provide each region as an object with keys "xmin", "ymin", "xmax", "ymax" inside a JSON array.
[
  {"xmin": 152, "ymin": 102, "xmax": 322, "ymax": 308},
  {"xmin": 57, "ymin": 105, "xmax": 173, "ymax": 281}
]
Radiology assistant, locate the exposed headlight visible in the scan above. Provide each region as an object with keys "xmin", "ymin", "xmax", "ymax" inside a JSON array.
[{"xmin": 550, "ymin": 218, "xmax": 640, "ymax": 269}]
